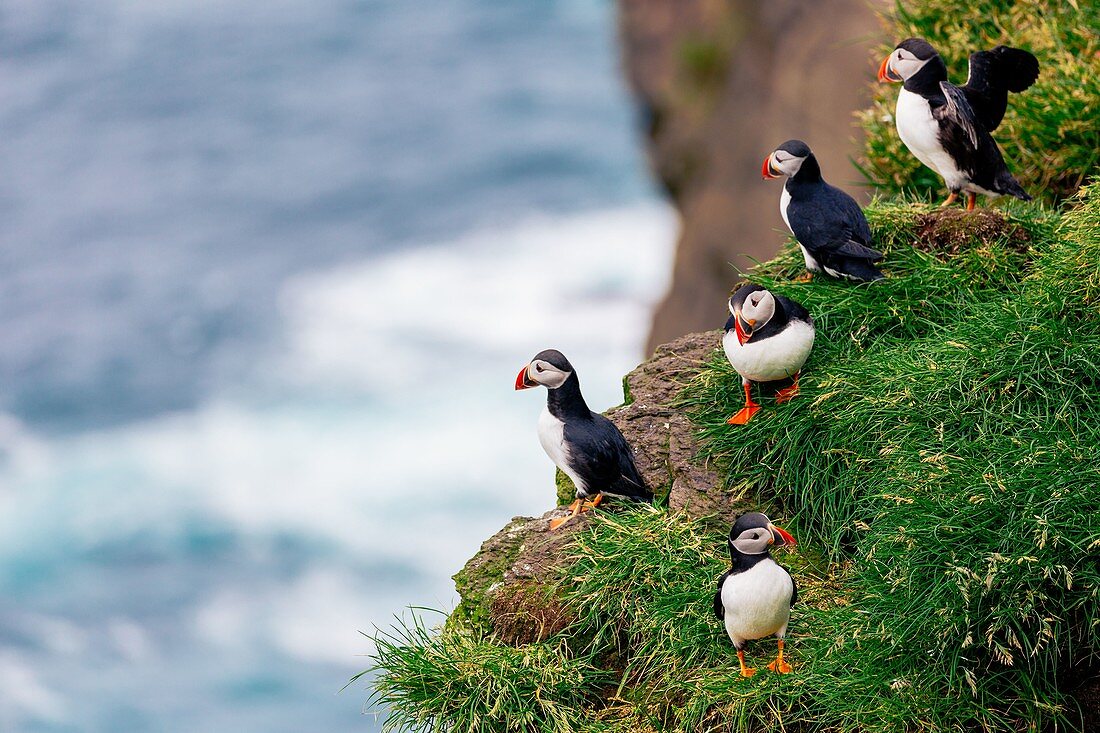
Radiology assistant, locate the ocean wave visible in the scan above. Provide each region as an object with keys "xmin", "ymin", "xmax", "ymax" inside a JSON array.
[{"xmin": 0, "ymin": 203, "xmax": 674, "ymax": 706}]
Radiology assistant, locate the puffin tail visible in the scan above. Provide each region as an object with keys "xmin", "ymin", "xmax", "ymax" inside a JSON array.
[
  {"xmin": 613, "ymin": 460, "xmax": 653, "ymax": 503},
  {"xmin": 841, "ymin": 258, "xmax": 886, "ymax": 282},
  {"xmin": 997, "ymin": 171, "xmax": 1032, "ymax": 201}
]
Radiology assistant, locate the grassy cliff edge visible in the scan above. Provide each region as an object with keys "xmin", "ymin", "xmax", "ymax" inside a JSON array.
[
  {"xmin": 359, "ymin": 190, "xmax": 1100, "ymax": 732},
  {"xmin": 360, "ymin": 2, "xmax": 1100, "ymax": 727}
]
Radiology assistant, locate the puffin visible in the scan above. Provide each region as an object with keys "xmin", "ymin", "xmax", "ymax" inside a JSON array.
[
  {"xmin": 515, "ymin": 349, "xmax": 652, "ymax": 530},
  {"xmin": 762, "ymin": 140, "xmax": 885, "ymax": 281},
  {"xmin": 878, "ymin": 38, "xmax": 1038, "ymax": 210},
  {"xmin": 714, "ymin": 512, "xmax": 798, "ymax": 677},
  {"xmin": 723, "ymin": 284, "xmax": 814, "ymax": 425}
]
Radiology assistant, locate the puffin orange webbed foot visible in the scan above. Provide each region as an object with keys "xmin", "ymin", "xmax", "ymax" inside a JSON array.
[
  {"xmin": 767, "ymin": 640, "xmax": 792, "ymax": 674},
  {"xmin": 727, "ymin": 405, "xmax": 761, "ymax": 425},
  {"xmin": 775, "ymin": 373, "xmax": 801, "ymax": 405},
  {"xmin": 767, "ymin": 658, "xmax": 792, "ymax": 674},
  {"xmin": 580, "ymin": 494, "xmax": 603, "ymax": 511},
  {"xmin": 549, "ymin": 499, "xmax": 583, "ymax": 531},
  {"xmin": 737, "ymin": 650, "xmax": 756, "ymax": 678}
]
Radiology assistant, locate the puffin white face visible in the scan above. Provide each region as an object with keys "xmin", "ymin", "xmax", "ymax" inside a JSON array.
[
  {"xmin": 880, "ymin": 47, "xmax": 930, "ymax": 82},
  {"xmin": 765, "ymin": 150, "xmax": 806, "ymax": 178},
  {"xmin": 740, "ymin": 290, "xmax": 775, "ymax": 330},
  {"xmin": 730, "ymin": 525, "xmax": 773, "ymax": 555},
  {"xmin": 728, "ymin": 514, "xmax": 796, "ymax": 555},
  {"xmin": 524, "ymin": 359, "xmax": 571, "ymax": 390}
]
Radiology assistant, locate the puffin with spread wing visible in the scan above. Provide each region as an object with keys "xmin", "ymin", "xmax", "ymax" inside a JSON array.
[{"xmin": 878, "ymin": 38, "xmax": 1038, "ymax": 210}]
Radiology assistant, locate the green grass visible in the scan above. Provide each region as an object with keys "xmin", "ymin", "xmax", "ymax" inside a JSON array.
[
  {"xmin": 859, "ymin": 0, "xmax": 1100, "ymax": 204},
  {"xmin": 359, "ymin": 611, "xmax": 612, "ymax": 733},
  {"xmin": 361, "ymin": 190, "xmax": 1100, "ymax": 732}
]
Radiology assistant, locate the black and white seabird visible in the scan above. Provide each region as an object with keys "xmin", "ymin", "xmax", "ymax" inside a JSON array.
[
  {"xmin": 879, "ymin": 38, "xmax": 1038, "ymax": 210},
  {"xmin": 515, "ymin": 349, "xmax": 652, "ymax": 530},
  {"xmin": 723, "ymin": 284, "xmax": 814, "ymax": 425},
  {"xmin": 762, "ymin": 140, "xmax": 885, "ymax": 281},
  {"xmin": 714, "ymin": 512, "xmax": 798, "ymax": 677}
]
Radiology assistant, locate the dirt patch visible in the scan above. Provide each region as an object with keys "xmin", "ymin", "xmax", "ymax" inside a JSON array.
[
  {"xmin": 489, "ymin": 581, "xmax": 574, "ymax": 645},
  {"xmin": 450, "ymin": 507, "xmax": 592, "ymax": 637},
  {"xmin": 1072, "ymin": 674, "xmax": 1100, "ymax": 732},
  {"xmin": 913, "ymin": 208, "xmax": 1031, "ymax": 256}
]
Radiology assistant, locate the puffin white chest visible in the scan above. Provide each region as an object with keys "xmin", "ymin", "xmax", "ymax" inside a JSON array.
[
  {"xmin": 537, "ymin": 406, "xmax": 587, "ymax": 495},
  {"xmin": 895, "ymin": 88, "xmax": 966, "ymax": 189},
  {"xmin": 720, "ymin": 558, "xmax": 793, "ymax": 646},
  {"xmin": 723, "ymin": 320, "xmax": 814, "ymax": 383}
]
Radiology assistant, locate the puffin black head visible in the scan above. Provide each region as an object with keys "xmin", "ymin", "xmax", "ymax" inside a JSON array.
[
  {"xmin": 515, "ymin": 349, "xmax": 574, "ymax": 390},
  {"xmin": 728, "ymin": 512, "xmax": 797, "ymax": 556},
  {"xmin": 727, "ymin": 284, "xmax": 777, "ymax": 345},
  {"xmin": 762, "ymin": 140, "xmax": 813, "ymax": 180},
  {"xmin": 878, "ymin": 38, "xmax": 939, "ymax": 83}
]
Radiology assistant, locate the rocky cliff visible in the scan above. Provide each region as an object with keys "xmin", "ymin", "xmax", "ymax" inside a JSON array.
[{"xmin": 617, "ymin": 0, "xmax": 888, "ymax": 351}]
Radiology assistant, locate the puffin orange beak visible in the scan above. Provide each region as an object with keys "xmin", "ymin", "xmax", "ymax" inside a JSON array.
[
  {"xmin": 768, "ymin": 524, "xmax": 796, "ymax": 548},
  {"xmin": 761, "ymin": 155, "xmax": 779, "ymax": 179},
  {"xmin": 878, "ymin": 55, "xmax": 901, "ymax": 83},
  {"xmin": 733, "ymin": 313, "xmax": 750, "ymax": 345},
  {"xmin": 515, "ymin": 365, "xmax": 537, "ymax": 390}
]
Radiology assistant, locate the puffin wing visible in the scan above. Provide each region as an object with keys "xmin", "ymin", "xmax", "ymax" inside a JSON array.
[
  {"xmin": 776, "ymin": 562, "xmax": 798, "ymax": 606},
  {"xmin": 714, "ymin": 570, "xmax": 731, "ymax": 620},
  {"xmin": 961, "ymin": 46, "xmax": 1039, "ymax": 130},
  {"xmin": 774, "ymin": 294, "xmax": 812, "ymax": 326},
  {"xmin": 580, "ymin": 414, "xmax": 652, "ymax": 501},
  {"xmin": 789, "ymin": 187, "xmax": 880, "ymax": 261},
  {"xmin": 935, "ymin": 82, "xmax": 980, "ymax": 151}
]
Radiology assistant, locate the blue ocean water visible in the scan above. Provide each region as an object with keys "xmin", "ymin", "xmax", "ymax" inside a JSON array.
[{"xmin": 0, "ymin": 1, "xmax": 672, "ymax": 731}]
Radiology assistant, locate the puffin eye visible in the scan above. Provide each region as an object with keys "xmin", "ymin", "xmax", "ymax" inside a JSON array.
[{"xmin": 535, "ymin": 364, "xmax": 544, "ymax": 373}]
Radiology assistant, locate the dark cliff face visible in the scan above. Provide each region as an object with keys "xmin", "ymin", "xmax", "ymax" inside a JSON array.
[{"xmin": 617, "ymin": 0, "xmax": 887, "ymax": 351}]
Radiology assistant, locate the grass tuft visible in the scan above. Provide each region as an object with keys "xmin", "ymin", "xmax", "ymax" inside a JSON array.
[
  {"xmin": 1031, "ymin": 183, "xmax": 1100, "ymax": 311},
  {"xmin": 362, "ymin": 612, "xmax": 610, "ymax": 733}
]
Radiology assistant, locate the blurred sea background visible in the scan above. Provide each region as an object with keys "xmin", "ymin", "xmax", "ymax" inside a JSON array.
[{"xmin": 0, "ymin": 1, "xmax": 673, "ymax": 731}]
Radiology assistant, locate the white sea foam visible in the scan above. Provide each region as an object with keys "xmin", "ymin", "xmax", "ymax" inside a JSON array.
[
  {"xmin": 278, "ymin": 204, "xmax": 675, "ymax": 394},
  {"xmin": 0, "ymin": 204, "xmax": 676, "ymax": 675},
  {"xmin": 0, "ymin": 651, "xmax": 68, "ymax": 726}
]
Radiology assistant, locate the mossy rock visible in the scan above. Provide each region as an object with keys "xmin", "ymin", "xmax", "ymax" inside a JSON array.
[
  {"xmin": 449, "ymin": 516, "xmax": 530, "ymax": 633},
  {"xmin": 555, "ymin": 468, "xmax": 575, "ymax": 507}
]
